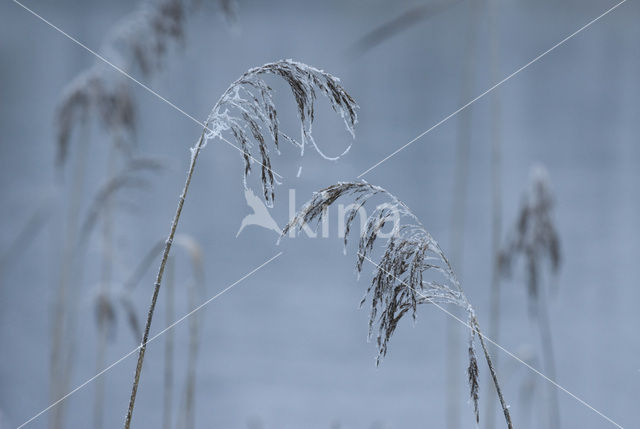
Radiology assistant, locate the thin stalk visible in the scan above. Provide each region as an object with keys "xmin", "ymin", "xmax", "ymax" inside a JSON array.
[
  {"xmin": 180, "ymin": 280, "xmax": 201, "ymax": 429},
  {"xmin": 485, "ymin": 0, "xmax": 503, "ymax": 427},
  {"xmin": 180, "ymin": 237, "xmax": 205, "ymax": 429},
  {"xmin": 473, "ymin": 318, "xmax": 513, "ymax": 429},
  {"xmin": 124, "ymin": 130, "xmax": 205, "ymax": 429},
  {"xmin": 537, "ymin": 287, "xmax": 560, "ymax": 429},
  {"xmin": 0, "ymin": 200, "xmax": 51, "ymax": 280},
  {"xmin": 446, "ymin": 2, "xmax": 478, "ymax": 427},
  {"xmin": 50, "ymin": 119, "xmax": 89, "ymax": 429},
  {"xmin": 94, "ymin": 144, "xmax": 118, "ymax": 429},
  {"xmin": 94, "ymin": 299, "xmax": 108, "ymax": 429},
  {"xmin": 163, "ymin": 257, "xmax": 175, "ymax": 429}
]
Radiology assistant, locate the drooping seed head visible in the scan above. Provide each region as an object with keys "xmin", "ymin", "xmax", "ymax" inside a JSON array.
[{"xmin": 203, "ymin": 60, "xmax": 358, "ymax": 206}]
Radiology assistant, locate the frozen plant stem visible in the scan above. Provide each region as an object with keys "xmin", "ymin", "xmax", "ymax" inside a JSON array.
[
  {"xmin": 123, "ymin": 59, "xmax": 357, "ymax": 427},
  {"xmin": 284, "ymin": 182, "xmax": 513, "ymax": 428},
  {"xmin": 472, "ymin": 317, "xmax": 513, "ymax": 429},
  {"xmin": 124, "ymin": 130, "xmax": 205, "ymax": 428}
]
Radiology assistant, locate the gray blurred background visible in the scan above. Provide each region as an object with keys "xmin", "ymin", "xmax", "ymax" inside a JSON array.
[{"xmin": 1, "ymin": 0, "xmax": 638, "ymax": 428}]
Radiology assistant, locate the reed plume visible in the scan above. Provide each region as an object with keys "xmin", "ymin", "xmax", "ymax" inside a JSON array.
[
  {"xmin": 500, "ymin": 165, "xmax": 561, "ymax": 429},
  {"xmin": 55, "ymin": 0, "xmax": 223, "ymax": 167},
  {"xmin": 56, "ymin": 0, "xmax": 238, "ymax": 167},
  {"xmin": 124, "ymin": 59, "xmax": 357, "ymax": 428},
  {"xmin": 205, "ymin": 60, "xmax": 358, "ymax": 206},
  {"xmin": 500, "ymin": 166, "xmax": 560, "ymax": 300},
  {"xmin": 56, "ymin": 73, "xmax": 135, "ymax": 168},
  {"xmin": 283, "ymin": 182, "xmax": 513, "ymax": 428},
  {"xmin": 52, "ymin": 1, "xmax": 224, "ymax": 425}
]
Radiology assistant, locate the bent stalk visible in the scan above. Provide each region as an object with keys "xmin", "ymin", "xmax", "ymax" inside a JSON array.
[
  {"xmin": 123, "ymin": 59, "xmax": 357, "ymax": 427},
  {"xmin": 284, "ymin": 182, "xmax": 514, "ymax": 429}
]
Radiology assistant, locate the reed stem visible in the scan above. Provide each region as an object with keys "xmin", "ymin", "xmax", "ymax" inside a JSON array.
[
  {"xmin": 537, "ymin": 287, "xmax": 561, "ymax": 429},
  {"xmin": 473, "ymin": 317, "xmax": 513, "ymax": 429},
  {"xmin": 50, "ymin": 119, "xmax": 89, "ymax": 429},
  {"xmin": 124, "ymin": 130, "xmax": 205, "ymax": 429},
  {"xmin": 94, "ymin": 143, "xmax": 118, "ymax": 429},
  {"xmin": 181, "ymin": 281, "xmax": 202, "ymax": 429}
]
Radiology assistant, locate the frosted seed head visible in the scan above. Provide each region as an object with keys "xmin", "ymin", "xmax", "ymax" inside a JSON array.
[
  {"xmin": 283, "ymin": 181, "xmax": 474, "ymax": 364},
  {"xmin": 204, "ymin": 60, "xmax": 358, "ymax": 206}
]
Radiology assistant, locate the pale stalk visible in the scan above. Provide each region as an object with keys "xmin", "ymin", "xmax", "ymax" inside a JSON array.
[
  {"xmin": 180, "ymin": 280, "xmax": 201, "ymax": 429},
  {"xmin": 94, "ymin": 143, "xmax": 118, "ymax": 429},
  {"xmin": 50, "ymin": 120, "xmax": 89, "ymax": 429},
  {"xmin": 163, "ymin": 257, "xmax": 175, "ymax": 429},
  {"xmin": 445, "ymin": 2, "xmax": 478, "ymax": 427},
  {"xmin": 537, "ymin": 285, "xmax": 561, "ymax": 429},
  {"xmin": 485, "ymin": 0, "xmax": 504, "ymax": 426}
]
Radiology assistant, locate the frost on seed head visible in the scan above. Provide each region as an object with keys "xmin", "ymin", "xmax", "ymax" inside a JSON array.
[
  {"xmin": 203, "ymin": 60, "xmax": 358, "ymax": 207},
  {"xmin": 283, "ymin": 181, "xmax": 483, "ymax": 421}
]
